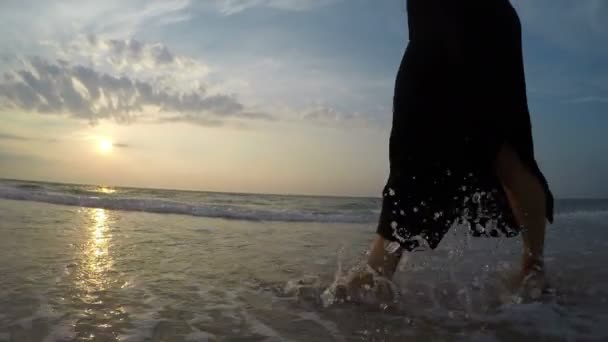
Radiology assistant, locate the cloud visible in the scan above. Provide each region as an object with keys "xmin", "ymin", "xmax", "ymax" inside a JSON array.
[
  {"xmin": 0, "ymin": 0, "xmax": 194, "ymax": 50},
  {"xmin": 0, "ymin": 132, "xmax": 29, "ymax": 141},
  {"xmin": 0, "ymin": 37, "xmax": 273, "ymax": 126},
  {"xmin": 0, "ymin": 57, "xmax": 260, "ymax": 125},
  {"xmin": 0, "ymin": 131, "xmax": 57, "ymax": 143},
  {"xmin": 213, "ymin": 0, "xmax": 340, "ymax": 15},
  {"xmin": 1, "ymin": 35, "xmax": 370, "ymax": 128},
  {"xmin": 300, "ymin": 104, "xmax": 360, "ymax": 122},
  {"xmin": 258, "ymin": 102, "xmax": 386, "ymax": 129},
  {"xmin": 89, "ymin": 35, "xmax": 176, "ymax": 66},
  {"xmin": 44, "ymin": 35, "xmax": 211, "ymax": 95},
  {"xmin": 0, "ymin": 5, "xmax": 385, "ymax": 129},
  {"xmin": 97, "ymin": 0, "xmax": 192, "ymax": 36},
  {"xmin": 1, "ymin": 0, "xmax": 337, "ymax": 45}
]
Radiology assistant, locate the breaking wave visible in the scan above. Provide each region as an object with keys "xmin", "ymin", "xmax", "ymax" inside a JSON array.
[{"xmin": 0, "ymin": 185, "xmax": 377, "ymax": 223}]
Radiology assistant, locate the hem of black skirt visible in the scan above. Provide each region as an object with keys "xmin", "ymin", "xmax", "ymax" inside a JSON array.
[{"xmin": 376, "ymin": 221, "xmax": 523, "ymax": 252}]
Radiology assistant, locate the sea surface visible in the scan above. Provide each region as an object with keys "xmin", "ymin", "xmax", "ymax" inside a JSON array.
[{"xmin": 1, "ymin": 178, "xmax": 608, "ymax": 341}]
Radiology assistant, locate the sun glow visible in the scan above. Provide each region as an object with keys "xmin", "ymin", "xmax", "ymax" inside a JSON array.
[{"xmin": 99, "ymin": 139, "xmax": 113, "ymax": 153}]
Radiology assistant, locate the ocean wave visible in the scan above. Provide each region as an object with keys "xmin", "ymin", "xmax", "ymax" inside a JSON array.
[
  {"xmin": 0, "ymin": 186, "xmax": 376, "ymax": 223},
  {"xmin": 2, "ymin": 184, "xmax": 606, "ymax": 223},
  {"xmin": 554, "ymin": 209, "xmax": 608, "ymax": 219},
  {"xmin": 16, "ymin": 184, "xmax": 46, "ymax": 191}
]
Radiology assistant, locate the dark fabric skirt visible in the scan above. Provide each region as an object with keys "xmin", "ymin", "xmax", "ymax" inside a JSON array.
[{"xmin": 376, "ymin": 1, "xmax": 554, "ymax": 251}]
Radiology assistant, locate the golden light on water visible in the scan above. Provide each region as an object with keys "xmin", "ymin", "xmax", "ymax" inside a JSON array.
[
  {"xmin": 98, "ymin": 139, "xmax": 113, "ymax": 153},
  {"xmin": 97, "ymin": 186, "xmax": 116, "ymax": 194},
  {"xmin": 92, "ymin": 208, "xmax": 108, "ymax": 257},
  {"xmin": 77, "ymin": 208, "xmax": 113, "ymax": 294}
]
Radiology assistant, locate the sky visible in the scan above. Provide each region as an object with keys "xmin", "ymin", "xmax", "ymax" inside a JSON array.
[{"xmin": 0, "ymin": 0, "xmax": 606, "ymax": 198}]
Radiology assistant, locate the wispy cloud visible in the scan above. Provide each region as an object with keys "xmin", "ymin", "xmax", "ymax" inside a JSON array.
[
  {"xmin": 44, "ymin": 35, "xmax": 211, "ymax": 95},
  {"xmin": 0, "ymin": 37, "xmax": 273, "ymax": 126},
  {"xmin": 0, "ymin": 0, "xmax": 194, "ymax": 47},
  {"xmin": 213, "ymin": 0, "xmax": 340, "ymax": 15},
  {"xmin": 1, "ymin": 33, "xmax": 376, "ymax": 127},
  {"xmin": 0, "ymin": 0, "xmax": 337, "ymax": 45},
  {"xmin": 298, "ymin": 103, "xmax": 366, "ymax": 123},
  {"xmin": 95, "ymin": 0, "xmax": 192, "ymax": 36},
  {"xmin": 0, "ymin": 132, "xmax": 29, "ymax": 141},
  {"xmin": 0, "ymin": 131, "xmax": 57, "ymax": 143},
  {"xmin": 80, "ymin": 35, "xmax": 178, "ymax": 68}
]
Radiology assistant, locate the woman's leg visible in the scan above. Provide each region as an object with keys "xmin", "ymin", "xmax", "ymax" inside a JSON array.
[
  {"xmin": 367, "ymin": 234, "xmax": 404, "ymax": 278},
  {"xmin": 494, "ymin": 144, "xmax": 547, "ymax": 279},
  {"xmin": 333, "ymin": 235, "xmax": 403, "ymax": 302}
]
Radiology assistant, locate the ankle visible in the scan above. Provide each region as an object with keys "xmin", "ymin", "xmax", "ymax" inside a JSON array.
[
  {"xmin": 521, "ymin": 254, "xmax": 544, "ymax": 274},
  {"xmin": 367, "ymin": 238, "xmax": 402, "ymax": 279}
]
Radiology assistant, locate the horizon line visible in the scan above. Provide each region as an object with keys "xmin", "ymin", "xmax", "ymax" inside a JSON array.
[
  {"xmin": 1, "ymin": 177, "xmax": 606, "ymax": 201},
  {"xmin": 0, "ymin": 177, "xmax": 381, "ymax": 200}
]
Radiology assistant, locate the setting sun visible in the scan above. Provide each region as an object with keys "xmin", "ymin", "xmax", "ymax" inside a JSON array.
[{"xmin": 98, "ymin": 139, "xmax": 113, "ymax": 153}]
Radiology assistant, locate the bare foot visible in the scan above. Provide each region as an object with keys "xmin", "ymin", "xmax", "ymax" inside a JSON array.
[
  {"xmin": 510, "ymin": 258, "xmax": 553, "ymax": 298},
  {"xmin": 335, "ymin": 269, "xmax": 374, "ymax": 300},
  {"xmin": 332, "ymin": 266, "xmax": 398, "ymax": 306}
]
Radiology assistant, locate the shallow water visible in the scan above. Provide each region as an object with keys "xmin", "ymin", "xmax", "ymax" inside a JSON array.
[{"xmin": 1, "ymin": 183, "xmax": 608, "ymax": 341}]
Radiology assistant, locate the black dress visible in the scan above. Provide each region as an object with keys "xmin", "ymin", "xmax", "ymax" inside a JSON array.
[{"xmin": 376, "ymin": 0, "xmax": 554, "ymax": 251}]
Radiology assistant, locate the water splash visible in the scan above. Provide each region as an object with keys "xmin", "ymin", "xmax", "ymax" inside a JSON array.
[{"xmin": 320, "ymin": 247, "xmax": 401, "ymax": 309}]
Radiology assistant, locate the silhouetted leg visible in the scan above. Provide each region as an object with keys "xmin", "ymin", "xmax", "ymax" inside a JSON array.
[
  {"xmin": 367, "ymin": 234, "xmax": 403, "ymax": 278},
  {"xmin": 495, "ymin": 144, "xmax": 547, "ymax": 283},
  {"xmin": 333, "ymin": 235, "xmax": 404, "ymax": 303}
]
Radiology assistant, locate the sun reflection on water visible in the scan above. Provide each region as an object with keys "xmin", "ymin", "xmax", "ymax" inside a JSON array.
[
  {"xmin": 69, "ymin": 207, "xmax": 124, "ymax": 337},
  {"xmin": 97, "ymin": 186, "xmax": 116, "ymax": 194},
  {"xmin": 78, "ymin": 208, "xmax": 114, "ymax": 292},
  {"xmin": 92, "ymin": 209, "xmax": 108, "ymax": 257}
]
